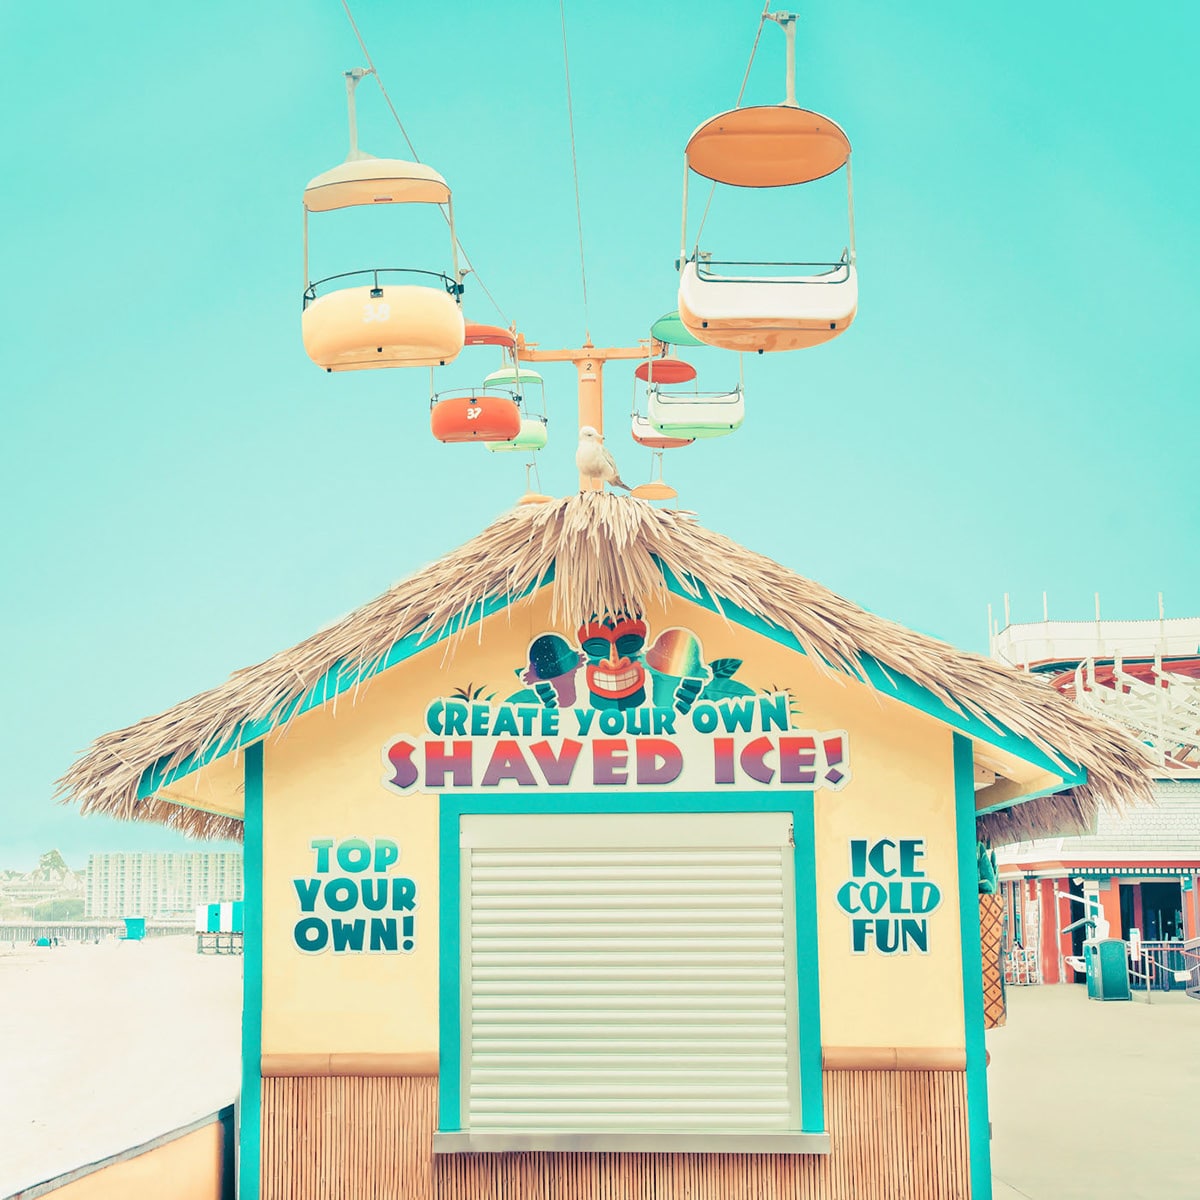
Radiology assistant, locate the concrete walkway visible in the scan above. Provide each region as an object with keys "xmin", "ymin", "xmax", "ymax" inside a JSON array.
[
  {"xmin": 3, "ymin": 939, "xmax": 1196, "ymax": 1198},
  {"xmin": 0, "ymin": 935, "xmax": 240, "ymax": 1197},
  {"xmin": 988, "ymin": 983, "xmax": 1200, "ymax": 1199}
]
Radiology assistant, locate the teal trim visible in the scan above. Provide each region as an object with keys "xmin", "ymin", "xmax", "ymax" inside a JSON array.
[
  {"xmin": 791, "ymin": 793, "xmax": 824, "ymax": 1133},
  {"xmin": 136, "ymin": 572, "xmax": 552, "ymax": 800},
  {"xmin": 954, "ymin": 734, "xmax": 992, "ymax": 1200},
  {"xmin": 975, "ymin": 779, "xmax": 1086, "ymax": 817},
  {"xmin": 448, "ymin": 793, "xmax": 805, "ymax": 817},
  {"xmin": 659, "ymin": 564, "xmax": 1086, "ymax": 796},
  {"xmin": 438, "ymin": 792, "xmax": 823, "ymax": 1137},
  {"xmin": 239, "ymin": 741, "xmax": 263, "ymax": 1200},
  {"xmin": 141, "ymin": 555, "xmax": 1082, "ymax": 818},
  {"xmin": 437, "ymin": 801, "xmax": 462, "ymax": 1133}
]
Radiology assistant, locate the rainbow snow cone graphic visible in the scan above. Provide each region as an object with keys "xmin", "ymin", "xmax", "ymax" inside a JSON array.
[{"xmin": 645, "ymin": 628, "xmax": 711, "ymax": 713}]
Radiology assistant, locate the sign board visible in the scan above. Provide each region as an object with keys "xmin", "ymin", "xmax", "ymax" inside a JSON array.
[{"xmin": 382, "ymin": 621, "xmax": 852, "ymax": 795}]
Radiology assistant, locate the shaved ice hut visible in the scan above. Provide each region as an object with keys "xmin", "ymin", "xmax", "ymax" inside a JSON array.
[{"xmin": 62, "ymin": 496, "xmax": 1152, "ymax": 1200}]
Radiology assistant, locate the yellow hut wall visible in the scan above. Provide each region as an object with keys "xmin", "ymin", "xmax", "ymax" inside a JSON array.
[
  {"xmin": 256, "ymin": 586, "xmax": 970, "ymax": 1198},
  {"xmin": 34, "ymin": 1119, "xmax": 227, "ymax": 1200}
]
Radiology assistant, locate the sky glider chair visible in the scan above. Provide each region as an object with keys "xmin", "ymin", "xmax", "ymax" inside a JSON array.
[
  {"xmin": 516, "ymin": 461, "xmax": 554, "ymax": 506},
  {"xmin": 630, "ymin": 355, "xmax": 696, "ymax": 448},
  {"xmin": 430, "ymin": 390, "xmax": 521, "ymax": 443},
  {"xmin": 631, "ymin": 415, "xmax": 694, "ymax": 450},
  {"xmin": 677, "ymin": 16, "xmax": 857, "ymax": 354},
  {"xmin": 486, "ymin": 416, "xmax": 549, "ymax": 454},
  {"xmin": 302, "ymin": 71, "xmax": 465, "ymax": 372},
  {"xmin": 648, "ymin": 386, "xmax": 745, "ymax": 439},
  {"xmin": 630, "ymin": 448, "xmax": 679, "ymax": 502},
  {"xmin": 479, "ymin": 365, "xmax": 549, "ymax": 456}
]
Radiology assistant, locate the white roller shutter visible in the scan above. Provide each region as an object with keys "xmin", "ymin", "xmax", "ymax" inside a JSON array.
[{"xmin": 460, "ymin": 812, "xmax": 798, "ymax": 1133}]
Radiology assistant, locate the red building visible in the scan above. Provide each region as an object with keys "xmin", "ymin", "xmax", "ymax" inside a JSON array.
[{"xmin": 989, "ymin": 610, "xmax": 1200, "ymax": 990}]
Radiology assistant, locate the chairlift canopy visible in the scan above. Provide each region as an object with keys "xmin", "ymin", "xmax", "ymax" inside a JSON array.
[
  {"xmin": 685, "ymin": 106, "xmax": 851, "ymax": 188},
  {"xmin": 465, "ymin": 323, "xmax": 517, "ymax": 349},
  {"xmin": 650, "ymin": 311, "xmax": 705, "ymax": 348},
  {"xmin": 630, "ymin": 481, "xmax": 678, "ymax": 501},
  {"xmin": 635, "ymin": 358, "xmax": 697, "ymax": 385},
  {"xmin": 483, "ymin": 366, "xmax": 544, "ymax": 389},
  {"xmin": 304, "ymin": 157, "xmax": 452, "ymax": 212}
]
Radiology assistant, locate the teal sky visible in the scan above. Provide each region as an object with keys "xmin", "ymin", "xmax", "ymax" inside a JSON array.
[{"xmin": 2, "ymin": 2, "xmax": 1197, "ymax": 870}]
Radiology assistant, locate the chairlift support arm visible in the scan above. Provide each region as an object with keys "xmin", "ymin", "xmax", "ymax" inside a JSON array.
[
  {"xmin": 765, "ymin": 12, "xmax": 799, "ymax": 107},
  {"xmin": 344, "ymin": 67, "xmax": 375, "ymax": 161},
  {"xmin": 514, "ymin": 336, "xmax": 663, "ymax": 491}
]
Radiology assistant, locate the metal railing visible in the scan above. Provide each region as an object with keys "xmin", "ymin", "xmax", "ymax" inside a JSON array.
[
  {"xmin": 678, "ymin": 250, "xmax": 853, "ymax": 285},
  {"xmin": 648, "ymin": 386, "xmax": 744, "ymax": 406},
  {"xmin": 429, "ymin": 387, "xmax": 524, "ymax": 409},
  {"xmin": 303, "ymin": 267, "xmax": 463, "ymax": 308},
  {"xmin": 196, "ymin": 930, "xmax": 243, "ymax": 956},
  {"xmin": 1127, "ymin": 940, "xmax": 1200, "ymax": 995}
]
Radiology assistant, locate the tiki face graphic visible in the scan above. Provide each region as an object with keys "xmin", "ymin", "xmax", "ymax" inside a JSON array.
[{"xmin": 578, "ymin": 614, "xmax": 648, "ymax": 710}]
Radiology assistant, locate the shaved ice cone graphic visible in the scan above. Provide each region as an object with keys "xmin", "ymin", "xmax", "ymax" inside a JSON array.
[{"xmin": 646, "ymin": 628, "xmax": 710, "ymax": 712}]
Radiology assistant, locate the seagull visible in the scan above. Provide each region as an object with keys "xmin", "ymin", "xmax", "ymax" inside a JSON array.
[{"xmin": 576, "ymin": 425, "xmax": 631, "ymax": 492}]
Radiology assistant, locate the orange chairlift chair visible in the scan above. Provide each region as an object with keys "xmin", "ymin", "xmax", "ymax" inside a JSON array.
[
  {"xmin": 677, "ymin": 13, "xmax": 857, "ymax": 354},
  {"xmin": 430, "ymin": 387, "xmax": 523, "ymax": 443},
  {"xmin": 302, "ymin": 70, "xmax": 466, "ymax": 372},
  {"xmin": 633, "ymin": 324, "xmax": 745, "ymax": 443},
  {"xmin": 628, "ymin": 342, "xmax": 692, "ymax": 502}
]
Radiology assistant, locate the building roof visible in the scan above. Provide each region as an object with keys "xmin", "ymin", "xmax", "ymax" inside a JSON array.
[
  {"xmin": 998, "ymin": 781, "xmax": 1200, "ymax": 874},
  {"xmin": 993, "ymin": 616, "xmax": 1200, "ymax": 672},
  {"xmin": 58, "ymin": 494, "xmax": 1154, "ymax": 844},
  {"xmin": 1054, "ymin": 778, "xmax": 1200, "ymax": 856}
]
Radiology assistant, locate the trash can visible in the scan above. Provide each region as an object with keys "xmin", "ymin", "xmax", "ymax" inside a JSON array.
[{"xmin": 1083, "ymin": 937, "xmax": 1131, "ymax": 1001}]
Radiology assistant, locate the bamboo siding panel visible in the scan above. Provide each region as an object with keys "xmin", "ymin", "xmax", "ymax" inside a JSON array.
[
  {"xmin": 435, "ymin": 1071, "xmax": 971, "ymax": 1200},
  {"xmin": 260, "ymin": 1075, "xmax": 436, "ymax": 1200},
  {"xmin": 261, "ymin": 1071, "xmax": 970, "ymax": 1200}
]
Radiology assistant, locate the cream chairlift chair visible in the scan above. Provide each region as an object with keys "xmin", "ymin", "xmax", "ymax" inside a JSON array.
[
  {"xmin": 677, "ymin": 15, "xmax": 857, "ymax": 354},
  {"xmin": 302, "ymin": 70, "xmax": 466, "ymax": 371}
]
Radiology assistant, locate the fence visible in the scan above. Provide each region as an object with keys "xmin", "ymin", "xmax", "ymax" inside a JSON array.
[
  {"xmin": 1127, "ymin": 940, "xmax": 1200, "ymax": 993},
  {"xmin": 197, "ymin": 931, "xmax": 244, "ymax": 956}
]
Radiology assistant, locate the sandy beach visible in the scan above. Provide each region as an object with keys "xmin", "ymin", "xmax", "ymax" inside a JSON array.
[{"xmin": 0, "ymin": 935, "xmax": 241, "ymax": 1197}]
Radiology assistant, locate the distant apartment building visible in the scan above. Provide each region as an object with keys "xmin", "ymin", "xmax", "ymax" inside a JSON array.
[{"xmin": 85, "ymin": 852, "xmax": 243, "ymax": 918}]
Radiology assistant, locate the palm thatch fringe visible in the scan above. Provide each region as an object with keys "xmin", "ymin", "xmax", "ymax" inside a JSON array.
[{"xmin": 57, "ymin": 494, "xmax": 1153, "ymax": 843}]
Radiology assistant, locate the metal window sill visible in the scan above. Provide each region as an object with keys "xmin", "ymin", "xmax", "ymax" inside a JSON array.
[{"xmin": 432, "ymin": 1129, "xmax": 831, "ymax": 1156}]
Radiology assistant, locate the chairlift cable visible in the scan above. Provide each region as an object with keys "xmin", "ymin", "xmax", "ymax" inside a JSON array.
[
  {"xmin": 559, "ymin": 0, "xmax": 592, "ymax": 343},
  {"xmin": 692, "ymin": 2, "xmax": 771, "ymax": 253},
  {"xmin": 339, "ymin": 0, "xmax": 511, "ymax": 325},
  {"xmin": 339, "ymin": 0, "xmax": 419, "ymax": 159}
]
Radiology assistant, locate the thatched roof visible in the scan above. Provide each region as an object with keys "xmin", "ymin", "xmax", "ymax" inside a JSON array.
[{"xmin": 58, "ymin": 493, "xmax": 1153, "ymax": 844}]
